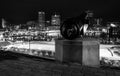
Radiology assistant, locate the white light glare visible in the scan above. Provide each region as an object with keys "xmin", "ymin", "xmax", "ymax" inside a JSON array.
[{"xmin": 110, "ymin": 23, "xmax": 116, "ymax": 27}]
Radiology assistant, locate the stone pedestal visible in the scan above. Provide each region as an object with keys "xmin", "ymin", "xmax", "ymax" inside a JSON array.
[{"xmin": 55, "ymin": 39, "xmax": 100, "ymax": 67}]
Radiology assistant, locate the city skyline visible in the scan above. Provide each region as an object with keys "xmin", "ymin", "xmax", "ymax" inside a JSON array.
[{"xmin": 0, "ymin": 0, "xmax": 120, "ymax": 24}]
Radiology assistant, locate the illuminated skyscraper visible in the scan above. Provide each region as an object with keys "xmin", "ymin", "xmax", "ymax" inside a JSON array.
[
  {"xmin": 2, "ymin": 18, "xmax": 6, "ymax": 28},
  {"xmin": 51, "ymin": 14, "xmax": 60, "ymax": 26},
  {"xmin": 86, "ymin": 10, "xmax": 94, "ymax": 18},
  {"xmin": 38, "ymin": 11, "xmax": 45, "ymax": 28},
  {"xmin": 85, "ymin": 10, "xmax": 94, "ymax": 26},
  {"xmin": 95, "ymin": 18, "xmax": 102, "ymax": 26}
]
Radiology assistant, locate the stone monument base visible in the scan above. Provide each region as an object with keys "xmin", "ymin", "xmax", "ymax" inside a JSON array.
[{"xmin": 55, "ymin": 39, "xmax": 100, "ymax": 67}]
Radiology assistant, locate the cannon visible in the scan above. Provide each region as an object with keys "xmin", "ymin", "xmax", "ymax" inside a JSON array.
[{"xmin": 60, "ymin": 11, "xmax": 90, "ymax": 40}]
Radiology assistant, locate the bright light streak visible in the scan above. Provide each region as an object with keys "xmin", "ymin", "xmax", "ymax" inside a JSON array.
[{"xmin": 110, "ymin": 23, "xmax": 116, "ymax": 27}]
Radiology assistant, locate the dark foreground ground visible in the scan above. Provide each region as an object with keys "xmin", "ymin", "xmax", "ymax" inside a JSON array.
[{"xmin": 0, "ymin": 51, "xmax": 120, "ymax": 76}]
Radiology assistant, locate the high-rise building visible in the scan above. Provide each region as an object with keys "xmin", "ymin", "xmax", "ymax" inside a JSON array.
[
  {"xmin": 51, "ymin": 14, "xmax": 60, "ymax": 26},
  {"xmin": 38, "ymin": 11, "xmax": 45, "ymax": 28},
  {"xmin": 94, "ymin": 18, "xmax": 102, "ymax": 26},
  {"xmin": 85, "ymin": 10, "xmax": 94, "ymax": 26},
  {"xmin": 2, "ymin": 18, "xmax": 6, "ymax": 28},
  {"xmin": 86, "ymin": 10, "xmax": 94, "ymax": 18}
]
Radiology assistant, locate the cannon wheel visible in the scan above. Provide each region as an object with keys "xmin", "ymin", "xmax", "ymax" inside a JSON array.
[{"xmin": 60, "ymin": 23, "xmax": 80, "ymax": 40}]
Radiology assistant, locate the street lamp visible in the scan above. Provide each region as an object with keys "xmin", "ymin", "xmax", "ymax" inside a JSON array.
[{"xmin": 28, "ymin": 32, "xmax": 31, "ymax": 52}]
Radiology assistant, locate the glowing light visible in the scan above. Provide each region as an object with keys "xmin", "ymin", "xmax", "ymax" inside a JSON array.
[
  {"xmin": 102, "ymin": 29, "xmax": 107, "ymax": 33},
  {"xmin": 83, "ymin": 24, "xmax": 88, "ymax": 33},
  {"xmin": 110, "ymin": 23, "xmax": 116, "ymax": 27}
]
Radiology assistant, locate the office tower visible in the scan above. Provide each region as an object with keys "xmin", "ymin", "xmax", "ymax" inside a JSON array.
[
  {"xmin": 97, "ymin": 18, "xmax": 102, "ymax": 25},
  {"xmin": 46, "ymin": 20, "xmax": 50, "ymax": 26},
  {"xmin": 51, "ymin": 14, "xmax": 60, "ymax": 26},
  {"xmin": 86, "ymin": 10, "xmax": 94, "ymax": 18},
  {"xmin": 93, "ymin": 18, "xmax": 102, "ymax": 26},
  {"xmin": 38, "ymin": 11, "xmax": 45, "ymax": 28},
  {"xmin": 86, "ymin": 10, "xmax": 94, "ymax": 26},
  {"xmin": 2, "ymin": 18, "xmax": 6, "ymax": 28}
]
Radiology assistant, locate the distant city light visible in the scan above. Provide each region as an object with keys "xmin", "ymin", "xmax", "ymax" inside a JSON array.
[
  {"xmin": 110, "ymin": 23, "xmax": 116, "ymax": 27},
  {"xmin": 102, "ymin": 29, "xmax": 107, "ymax": 32}
]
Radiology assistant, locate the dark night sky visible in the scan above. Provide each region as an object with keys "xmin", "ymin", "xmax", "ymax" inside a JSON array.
[{"xmin": 0, "ymin": 0, "xmax": 120, "ymax": 24}]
